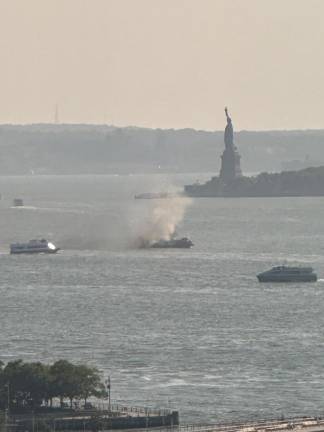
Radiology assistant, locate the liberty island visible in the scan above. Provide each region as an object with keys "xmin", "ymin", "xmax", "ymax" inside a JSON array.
[{"xmin": 185, "ymin": 108, "xmax": 324, "ymax": 197}]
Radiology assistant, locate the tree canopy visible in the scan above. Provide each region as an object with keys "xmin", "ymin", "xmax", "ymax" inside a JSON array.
[{"xmin": 0, "ymin": 359, "xmax": 106, "ymax": 411}]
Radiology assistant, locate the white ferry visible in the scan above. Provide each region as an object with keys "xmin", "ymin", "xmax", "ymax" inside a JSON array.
[{"xmin": 10, "ymin": 239, "xmax": 60, "ymax": 254}]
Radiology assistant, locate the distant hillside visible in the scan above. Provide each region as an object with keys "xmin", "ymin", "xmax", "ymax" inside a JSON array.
[{"xmin": 0, "ymin": 124, "xmax": 323, "ymax": 175}]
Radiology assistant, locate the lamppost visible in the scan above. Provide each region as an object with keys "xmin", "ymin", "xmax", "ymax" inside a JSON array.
[
  {"xmin": 4, "ymin": 383, "xmax": 9, "ymax": 432},
  {"xmin": 5, "ymin": 383, "xmax": 9, "ymax": 416},
  {"xmin": 105, "ymin": 377, "xmax": 111, "ymax": 413}
]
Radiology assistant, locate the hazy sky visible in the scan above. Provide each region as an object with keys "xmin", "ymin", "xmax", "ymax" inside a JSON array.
[{"xmin": 1, "ymin": 0, "xmax": 324, "ymax": 130}]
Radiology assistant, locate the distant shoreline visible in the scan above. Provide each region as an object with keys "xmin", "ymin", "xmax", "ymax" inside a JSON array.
[
  {"xmin": 185, "ymin": 166, "xmax": 324, "ymax": 198},
  {"xmin": 0, "ymin": 125, "xmax": 323, "ymax": 175}
]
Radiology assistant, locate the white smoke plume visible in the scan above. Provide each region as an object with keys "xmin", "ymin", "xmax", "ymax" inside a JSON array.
[{"xmin": 130, "ymin": 195, "xmax": 192, "ymax": 248}]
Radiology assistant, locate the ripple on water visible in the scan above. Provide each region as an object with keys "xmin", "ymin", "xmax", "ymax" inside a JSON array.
[{"xmin": 1, "ymin": 176, "xmax": 324, "ymax": 422}]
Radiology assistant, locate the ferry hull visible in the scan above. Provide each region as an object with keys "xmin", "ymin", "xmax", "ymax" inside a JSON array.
[
  {"xmin": 257, "ymin": 273, "xmax": 317, "ymax": 283},
  {"xmin": 10, "ymin": 248, "xmax": 60, "ymax": 255}
]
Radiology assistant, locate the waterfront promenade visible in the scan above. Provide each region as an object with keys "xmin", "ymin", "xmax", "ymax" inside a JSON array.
[
  {"xmin": 12, "ymin": 414, "xmax": 324, "ymax": 432},
  {"xmin": 133, "ymin": 417, "xmax": 324, "ymax": 432},
  {"xmin": 4, "ymin": 405, "xmax": 178, "ymax": 431}
]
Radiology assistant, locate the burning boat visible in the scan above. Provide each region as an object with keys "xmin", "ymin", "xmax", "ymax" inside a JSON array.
[
  {"xmin": 138, "ymin": 236, "xmax": 193, "ymax": 249},
  {"xmin": 150, "ymin": 237, "xmax": 193, "ymax": 248}
]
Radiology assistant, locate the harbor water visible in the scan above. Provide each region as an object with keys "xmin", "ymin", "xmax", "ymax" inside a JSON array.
[{"xmin": 1, "ymin": 174, "xmax": 324, "ymax": 423}]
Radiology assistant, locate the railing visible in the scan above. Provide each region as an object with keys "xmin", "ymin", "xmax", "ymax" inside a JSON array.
[
  {"xmin": 49, "ymin": 399, "xmax": 173, "ymax": 417},
  {"xmin": 132, "ymin": 416, "xmax": 324, "ymax": 432},
  {"xmin": 91, "ymin": 401, "xmax": 173, "ymax": 416},
  {"xmin": 6, "ymin": 405, "xmax": 174, "ymax": 422},
  {"xmin": 4, "ymin": 409, "xmax": 324, "ymax": 432}
]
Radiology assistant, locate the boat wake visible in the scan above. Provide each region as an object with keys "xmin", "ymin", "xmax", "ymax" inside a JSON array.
[{"xmin": 10, "ymin": 205, "xmax": 37, "ymax": 210}]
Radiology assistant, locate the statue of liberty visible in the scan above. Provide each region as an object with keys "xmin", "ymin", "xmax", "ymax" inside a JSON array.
[
  {"xmin": 224, "ymin": 107, "xmax": 234, "ymax": 149},
  {"xmin": 219, "ymin": 107, "xmax": 242, "ymax": 182}
]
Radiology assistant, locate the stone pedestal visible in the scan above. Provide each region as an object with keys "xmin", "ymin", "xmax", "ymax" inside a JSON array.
[{"xmin": 219, "ymin": 147, "xmax": 242, "ymax": 183}]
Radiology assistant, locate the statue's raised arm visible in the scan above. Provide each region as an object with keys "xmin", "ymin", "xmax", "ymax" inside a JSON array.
[
  {"xmin": 224, "ymin": 106, "xmax": 234, "ymax": 149},
  {"xmin": 225, "ymin": 107, "xmax": 231, "ymax": 123}
]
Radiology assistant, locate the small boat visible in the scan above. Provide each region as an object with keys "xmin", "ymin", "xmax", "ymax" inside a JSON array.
[
  {"xmin": 13, "ymin": 198, "xmax": 24, "ymax": 207},
  {"xmin": 134, "ymin": 192, "xmax": 181, "ymax": 199},
  {"xmin": 150, "ymin": 237, "xmax": 194, "ymax": 249},
  {"xmin": 257, "ymin": 266, "xmax": 317, "ymax": 282},
  {"xmin": 10, "ymin": 239, "xmax": 60, "ymax": 254}
]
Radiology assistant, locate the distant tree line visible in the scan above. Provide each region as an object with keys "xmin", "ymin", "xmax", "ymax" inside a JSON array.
[
  {"xmin": 1, "ymin": 124, "xmax": 324, "ymax": 174},
  {"xmin": 0, "ymin": 359, "xmax": 106, "ymax": 411}
]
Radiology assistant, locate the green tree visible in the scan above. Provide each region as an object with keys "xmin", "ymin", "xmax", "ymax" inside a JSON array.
[
  {"xmin": 50, "ymin": 360, "xmax": 80, "ymax": 408},
  {"xmin": 1, "ymin": 360, "xmax": 50, "ymax": 409},
  {"xmin": 20, "ymin": 362, "xmax": 50, "ymax": 409},
  {"xmin": 0, "ymin": 359, "xmax": 107, "ymax": 412},
  {"xmin": 2, "ymin": 359, "xmax": 25, "ymax": 409},
  {"xmin": 74, "ymin": 365, "xmax": 106, "ymax": 404}
]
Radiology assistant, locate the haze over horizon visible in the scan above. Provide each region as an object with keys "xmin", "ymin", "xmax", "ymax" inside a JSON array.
[{"xmin": 1, "ymin": 0, "xmax": 323, "ymax": 131}]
